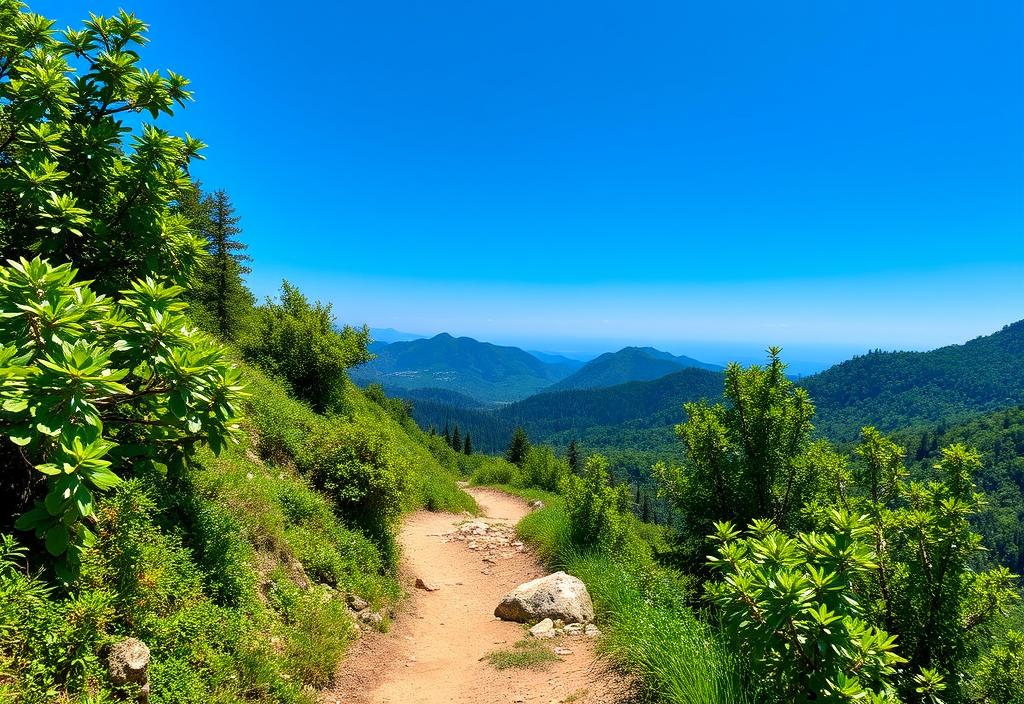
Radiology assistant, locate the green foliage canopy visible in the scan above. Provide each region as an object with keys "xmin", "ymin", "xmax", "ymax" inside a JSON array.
[{"xmin": 0, "ymin": 3, "xmax": 207, "ymax": 291}]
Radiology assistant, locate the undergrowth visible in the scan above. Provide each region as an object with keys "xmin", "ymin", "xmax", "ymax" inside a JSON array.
[{"xmin": 0, "ymin": 360, "xmax": 475, "ymax": 703}]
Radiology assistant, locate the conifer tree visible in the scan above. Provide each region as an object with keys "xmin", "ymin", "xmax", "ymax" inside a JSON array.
[
  {"xmin": 463, "ymin": 433, "xmax": 473, "ymax": 455},
  {"xmin": 179, "ymin": 185, "xmax": 254, "ymax": 339},
  {"xmin": 506, "ymin": 427, "xmax": 531, "ymax": 467},
  {"xmin": 567, "ymin": 439, "xmax": 581, "ymax": 474},
  {"xmin": 452, "ymin": 425, "xmax": 462, "ymax": 452}
]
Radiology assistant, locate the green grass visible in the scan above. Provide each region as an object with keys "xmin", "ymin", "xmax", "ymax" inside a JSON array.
[{"xmin": 486, "ymin": 639, "xmax": 562, "ymax": 670}]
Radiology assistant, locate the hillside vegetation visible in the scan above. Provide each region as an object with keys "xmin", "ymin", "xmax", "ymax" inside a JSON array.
[{"xmin": 802, "ymin": 320, "xmax": 1024, "ymax": 440}]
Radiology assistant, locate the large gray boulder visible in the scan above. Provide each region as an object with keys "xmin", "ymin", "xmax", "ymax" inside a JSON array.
[{"xmin": 494, "ymin": 571, "xmax": 594, "ymax": 624}]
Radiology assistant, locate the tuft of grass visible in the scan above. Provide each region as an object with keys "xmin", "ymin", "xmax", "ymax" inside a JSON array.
[{"xmin": 486, "ymin": 639, "xmax": 562, "ymax": 670}]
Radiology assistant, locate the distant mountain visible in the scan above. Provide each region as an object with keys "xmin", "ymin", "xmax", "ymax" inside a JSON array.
[
  {"xmin": 369, "ymin": 327, "xmax": 427, "ymax": 343},
  {"xmin": 547, "ymin": 346, "xmax": 722, "ymax": 392},
  {"xmin": 802, "ymin": 320, "xmax": 1024, "ymax": 441},
  {"xmin": 350, "ymin": 333, "xmax": 575, "ymax": 404},
  {"xmin": 527, "ymin": 350, "xmax": 587, "ymax": 370}
]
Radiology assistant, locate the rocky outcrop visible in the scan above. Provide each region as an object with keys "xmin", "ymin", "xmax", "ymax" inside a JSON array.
[{"xmin": 494, "ymin": 571, "xmax": 594, "ymax": 624}]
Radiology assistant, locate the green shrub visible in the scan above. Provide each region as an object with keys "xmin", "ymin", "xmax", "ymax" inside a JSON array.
[
  {"xmin": 561, "ymin": 454, "xmax": 631, "ymax": 552},
  {"xmin": 520, "ymin": 446, "xmax": 569, "ymax": 492},
  {"xmin": 707, "ymin": 511, "xmax": 912, "ymax": 703},
  {"xmin": 470, "ymin": 456, "xmax": 525, "ymax": 487},
  {"xmin": 302, "ymin": 419, "xmax": 408, "ymax": 565},
  {"xmin": 240, "ymin": 281, "xmax": 370, "ymax": 412}
]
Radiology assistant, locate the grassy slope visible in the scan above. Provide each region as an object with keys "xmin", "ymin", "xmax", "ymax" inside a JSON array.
[{"xmin": 0, "ymin": 362, "xmax": 474, "ymax": 704}]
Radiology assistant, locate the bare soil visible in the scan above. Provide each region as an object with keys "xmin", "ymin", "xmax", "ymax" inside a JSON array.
[{"xmin": 323, "ymin": 487, "xmax": 629, "ymax": 704}]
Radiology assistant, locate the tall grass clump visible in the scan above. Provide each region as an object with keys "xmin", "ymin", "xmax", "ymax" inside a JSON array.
[{"xmin": 564, "ymin": 551, "xmax": 748, "ymax": 704}]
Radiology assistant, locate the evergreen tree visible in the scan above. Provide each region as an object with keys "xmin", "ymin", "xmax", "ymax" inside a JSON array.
[
  {"xmin": 567, "ymin": 439, "xmax": 581, "ymax": 474},
  {"xmin": 463, "ymin": 433, "xmax": 473, "ymax": 455},
  {"xmin": 641, "ymin": 492, "xmax": 652, "ymax": 523},
  {"xmin": 505, "ymin": 427, "xmax": 531, "ymax": 467},
  {"xmin": 451, "ymin": 425, "xmax": 462, "ymax": 452},
  {"xmin": 179, "ymin": 185, "xmax": 254, "ymax": 339},
  {"xmin": 443, "ymin": 422, "xmax": 451, "ymax": 447}
]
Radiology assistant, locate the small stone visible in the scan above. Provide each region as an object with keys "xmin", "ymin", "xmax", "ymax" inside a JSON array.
[
  {"xmin": 347, "ymin": 594, "xmax": 369, "ymax": 611},
  {"xmin": 108, "ymin": 637, "xmax": 150, "ymax": 703},
  {"xmin": 584, "ymin": 624, "xmax": 601, "ymax": 637},
  {"xmin": 563, "ymin": 623, "xmax": 585, "ymax": 635},
  {"xmin": 529, "ymin": 618, "xmax": 556, "ymax": 639},
  {"xmin": 415, "ymin": 578, "xmax": 440, "ymax": 592},
  {"xmin": 554, "ymin": 646, "xmax": 573, "ymax": 655},
  {"xmin": 358, "ymin": 610, "xmax": 384, "ymax": 627}
]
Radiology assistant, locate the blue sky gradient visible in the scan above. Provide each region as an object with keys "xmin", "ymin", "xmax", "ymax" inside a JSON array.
[{"xmin": 44, "ymin": 1, "xmax": 1024, "ymax": 368}]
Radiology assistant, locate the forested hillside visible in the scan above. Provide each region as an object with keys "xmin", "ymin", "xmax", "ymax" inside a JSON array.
[
  {"xmin": 409, "ymin": 367, "xmax": 725, "ymax": 454},
  {"xmin": 350, "ymin": 333, "xmax": 575, "ymax": 403},
  {"xmin": 895, "ymin": 406, "xmax": 1024, "ymax": 574},
  {"xmin": 802, "ymin": 320, "xmax": 1024, "ymax": 440},
  {"xmin": 546, "ymin": 346, "xmax": 721, "ymax": 391}
]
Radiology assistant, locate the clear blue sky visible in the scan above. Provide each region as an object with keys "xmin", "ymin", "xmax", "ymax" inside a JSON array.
[{"xmin": 46, "ymin": 1, "xmax": 1024, "ymax": 369}]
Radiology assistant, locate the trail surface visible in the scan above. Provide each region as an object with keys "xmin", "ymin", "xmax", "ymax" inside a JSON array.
[{"xmin": 324, "ymin": 487, "xmax": 627, "ymax": 704}]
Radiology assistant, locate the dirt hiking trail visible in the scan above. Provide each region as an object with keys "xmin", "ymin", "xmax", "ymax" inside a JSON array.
[{"xmin": 324, "ymin": 487, "xmax": 628, "ymax": 704}]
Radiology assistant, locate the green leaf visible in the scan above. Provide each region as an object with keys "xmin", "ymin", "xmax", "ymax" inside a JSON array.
[
  {"xmin": 9, "ymin": 426, "xmax": 34, "ymax": 445},
  {"xmin": 44, "ymin": 525, "xmax": 69, "ymax": 556},
  {"xmin": 80, "ymin": 464, "xmax": 121, "ymax": 491},
  {"xmin": 2, "ymin": 398, "xmax": 28, "ymax": 413}
]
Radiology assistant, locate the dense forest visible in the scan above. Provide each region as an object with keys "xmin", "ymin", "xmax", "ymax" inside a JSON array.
[{"xmin": 0, "ymin": 4, "xmax": 1021, "ymax": 704}]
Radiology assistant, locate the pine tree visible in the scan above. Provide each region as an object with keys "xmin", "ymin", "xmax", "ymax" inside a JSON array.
[
  {"xmin": 179, "ymin": 185, "xmax": 254, "ymax": 339},
  {"xmin": 567, "ymin": 439, "xmax": 581, "ymax": 475},
  {"xmin": 463, "ymin": 433, "xmax": 473, "ymax": 455},
  {"xmin": 506, "ymin": 427, "xmax": 531, "ymax": 467},
  {"xmin": 443, "ymin": 422, "xmax": 451, "ymax": 448},
  {"xmin": 452, "ymin": 425, "xmax": 462, "ymax": 452},
  {"xmin": 641, "ymin": 492, "xmax": 652, "ymax": 523}
]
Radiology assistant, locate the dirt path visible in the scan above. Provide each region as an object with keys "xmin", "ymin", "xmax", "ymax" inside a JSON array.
[{"xmin": 324, "ymin": 487, "xmax": 627, "ymax": 704}]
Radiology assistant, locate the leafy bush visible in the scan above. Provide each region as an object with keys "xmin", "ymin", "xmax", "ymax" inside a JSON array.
[
  {"xmin": 706, "ymin": 511, "xmax": 913, "ymax": 703},
  {"xmin": 470, "ymin": 456, "xmax": 525, "ymax": 487},
  {"xmin": 654, "ymin": 349, "xmax": 845, "ymax": 562},
  {"xmin": 561, "ymin": 454, "xmax": 631, "ymax": 551},
  {"xmin": 302, "ymin": 419, "xmax": 408, "ymax": 565},
  {"xmin": 241, "ymin": 282, "xmax": 370, "ymax": 412},
  {"xmin": 849, "ymin": 432, "xmax": 1020, "ymax": 701},
  {"xmin": 520, "ymin": 445, "xmax": 568, "ymax": 492},
  {"xmin": 1, "ymin": 259, "xmax": 243, "ymax": 579},
  {"xmin": 0, "ymin": 3, "xmax": 205, "ymax": 290}
]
